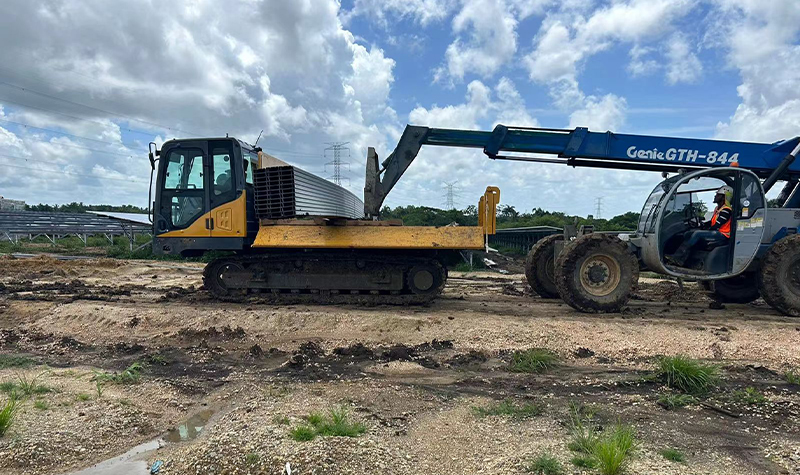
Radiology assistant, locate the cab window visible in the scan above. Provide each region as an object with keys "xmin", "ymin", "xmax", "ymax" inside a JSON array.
[{"xmin": 210, "ymin": 141, "xmax": 236, "ymax": 206}]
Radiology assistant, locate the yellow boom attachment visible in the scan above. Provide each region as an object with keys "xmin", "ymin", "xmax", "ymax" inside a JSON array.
[{"xmin": 252, "ymin": 186, "xmax": 499, "ymax": 250}]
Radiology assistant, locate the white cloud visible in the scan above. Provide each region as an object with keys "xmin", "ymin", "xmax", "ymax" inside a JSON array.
[
  {"xmin": 343, "ymin": 0, "xmax": 456, "ymax": 27},
  {"xmin": 569, "ymin": 94, "xmax": 628, "ymax": 131},
  {"xmin": 665, "ymin": 34, "xmax": 703, "ymax": 84},
  {"xmin": 0, "ymin": 0, "xmax": 397, "ymax": 205},
  {"xmin": 712, "ymin": 0, "xmax": 800, "ymax": 142}
]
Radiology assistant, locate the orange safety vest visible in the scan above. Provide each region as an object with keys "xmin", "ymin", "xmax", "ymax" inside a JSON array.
[{"xmin": 711, "ymin": 205, "xmax": 732, "ymax": 238}]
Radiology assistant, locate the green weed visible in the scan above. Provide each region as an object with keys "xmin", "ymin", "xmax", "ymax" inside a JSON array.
[
  {"xmin": 784, "ymin": 369, "xmax": 799, "ymax": 385},
  {"xmin": 657, "ymin": 393, "xmax": 696, "ymax": 410},
  {"xmin": 95, "ymin": 381, "xmax": 105, "ymax": 399},
  {"xmin": 567, "ymin": 404, "xmax": 600, "ymax": 454},
  {"xmin": 15, "ymin": 372, "xmax": 52, "ymax": 397},
  {"xmin": 244, "ymin": 452, "xmax": 260, "ymax": 465},
  {"xmin": 657, "ymin": 355, "xmax": 719, "ymax": 395},
  {"xmin": 508, "ymin": 349, "xmax": 559, "ymax": 373},
  {"xmin": 290, "ymin": 407, "xmax": 366, "ymax": 441},
  {"xmin": 570, "ymin": 455, "xmax": 597, "ymax": 469},
  {"xmin": 289, "ymin": 425, "xmax": 316, "ymax": 441},
  {"xmin": 76, "ymin": 393, "xmax": 91, "ymax": 402},
  {"xmin": 0, "ymin": 382, "xmax": 16, "ymax": 394},
  {"xmin": 272, "ymin": 415, "xmax": 290, "ymax": 425},
  {"xmin": 660, "ymin": 448, "xmax": 685, "ymax": 463},
  {"xmin": 731, "ymin": 387, "xmax": 767, "ymax": 405},
  {"xmin": 472, "ymin": 399, "xmax": 543, "ymax": 419},
  {"xmin": 92, "ymin": 363, "xmax": 143, "ymax": 384},
  {"xmin": 0, "ymin": 355, "xmax": 35, "ymax": 370},
  {"xmin": 592, "ymin": 425, "xmax": 636, "ymax": 475},
  {"xmin": 527, "ymin": 453, "xmax": 563, "ymax": 475},
  {"xmin": 0, "ymin": 398, "xmax": 19, "ymax": 437},
  {"xmin": 33, "ymin": 399, "xmax": 49, "ymax": 410}
]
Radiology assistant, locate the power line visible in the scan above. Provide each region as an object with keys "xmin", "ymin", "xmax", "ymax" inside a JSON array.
[
  {"xmin": 0, "ymin": 153, "xmax": 148, "ymax": 184},
  {"xmin": 324, "ymin": 142, "xmax": 350, "ymax": 186},
  {"xmin": 0, "ymin": 118, "xmax": 148, "ymax": 152},
  {"xmin": 0, "ymin": 79, "xmax": 200, "ymax": 136},
  {"xmin": 0, "ymin": 95, "xmax": 166, "ymax": 139}
]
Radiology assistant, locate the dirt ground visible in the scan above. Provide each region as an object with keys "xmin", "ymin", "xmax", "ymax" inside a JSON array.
[{"xmin": 0, "ymin": 255, "xmax": 798, "ymax": 475}]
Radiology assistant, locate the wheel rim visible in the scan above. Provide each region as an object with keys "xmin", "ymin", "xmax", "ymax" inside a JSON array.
[{"xmin": 579, "ymin": 253, "xmax": 621, "ymax": 297}]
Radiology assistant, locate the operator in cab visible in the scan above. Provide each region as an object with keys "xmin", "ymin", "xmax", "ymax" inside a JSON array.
[{"xmin": 668, "ymin": 186, "xmax": 733, "ymax": 267}]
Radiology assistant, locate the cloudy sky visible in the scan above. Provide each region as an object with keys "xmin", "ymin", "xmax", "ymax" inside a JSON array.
[{"xmin": 0, "ymin": 0, "xmax": 798, "ymax": 217}]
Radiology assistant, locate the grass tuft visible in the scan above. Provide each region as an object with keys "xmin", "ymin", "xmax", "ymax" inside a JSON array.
[
  {"xmin": 657, "ymin": 393, "xmax": 696, "ymax": 410},
  {"xmin": 508, "ymin": 349, "xmax": 559, "ymax": 373},
  {"xmin": 660, "ymin": 448, "xmax": 686, "ymax": 463},
  {"xmin": 786, "ymin": 369, "xmax": 800, "ymax": 385},
  {"xmin": 527, "ymin": 453, "xmax": 563, "ymax": 475},
  {"xmin": 93, "ymin": 363, "xmax": 143, "ymax": 385},
  {"xmin": 472, "ymin": 399, "xmax": 543, "ymax": 420},
  {"xmin": 0, "ymin": 398, "xmax": 19, "ymax": 437},
  {"xmin": 289, "ymin": 425, "xmax": 316, "ymax": 442},
  {"xmin": 567, "ymin": 404, "xmax": 600, "ymax": 454},
  {"xmin": 570, "ymin": 455, "xmax": 597, "ymax": 469},
  {"xmin": 592, "ymin": 425, "xmax": 636, "ymax": 475},
  {"xmin": 76, "ymin": 393, "xmax": 91, "ymax": 402},
  {"xmin": 33, "ymin": 399, "xmax": 49, "ymax": 411},
  {"xmin": 272, "ymin": 415, "xmax": 290, "ymax": 425},
  {"xmin": 244, "ymin": 452, "xmax": 260, "ymax": 465},
  {"xmin": 657, "ymin": 355, "xmax": 719, "ymax": 395},
  {"xmin": 731, "ymin": 387, "xmax": 767, "ymax": 405},
  {"xmin": 0, "ymin": 355, "xmax": 35, "ymax": 370},
  {"xmin": 290, "ymin": 407, "xmax": 366, "ymax": 441},
  {"xmin": 14, "ymin": 372, "xmax": 52, "ymax": 397}
]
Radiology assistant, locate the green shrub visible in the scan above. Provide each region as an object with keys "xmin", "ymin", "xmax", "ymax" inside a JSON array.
[
  {"xmin": 290, "ymin": 407, "xmax": 366, "ymax": 441},
  {"xmin": 731, "ymin": 387, "xmax": 767, "ymax": 405},
  {"xmin": 567, "ymin": 404, "xmax": 599, "ymax": 454},
  {"xmin": 785, "ymin": 369, "xmax": 799, "ymax": 385},
  {"xmin": 657, "ymin": 355, "xmax": 719, "ymax": 395},
  {"xmin": 657, "ymin": 393, "xmax": 696, "ymax": 410},
  {"xmin": 570, "ymin": 455, "xmax": 597, "ymax": 469},
  {"xmin": 527, "ymin": 453, "xmax": 563, "ymax": 475},
  {"xmin": 0, "ymin": 355, "xmax": 35, "ymax": 370},
  {"xmin": 0, "ymin": 398, "xmax": 19, "ymax": 437},
  {"xmin": 472, "ymin": 399, "xmax": 543, "ymax": 419},
  {"xmin": 592, "ymin": 425, "xmax": 636, "ymax": 475},
  {"xmin": 660, "ymin": 448, "xmax": 685, "ymax": 463},
  {"xmin": 93, "ymin": 363, "xmax": 143, "ymax": 384},
  {"xmin": 509, "ymin": 349, "xmax": 559, "ymax": 373}
]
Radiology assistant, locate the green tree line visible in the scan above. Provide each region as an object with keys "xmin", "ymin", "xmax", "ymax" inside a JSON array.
[
  {"xmin": 381, "ymin": 204, "xmax": 641, "ymax": 231},
  {"xmin": 25, "ymin": 202, "xmax": 147, "ymax": 213}
]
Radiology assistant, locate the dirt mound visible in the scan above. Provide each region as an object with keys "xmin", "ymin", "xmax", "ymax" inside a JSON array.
[{"xmin": 634, "ymin": 279, "xmax": 705, "ymax": 302}]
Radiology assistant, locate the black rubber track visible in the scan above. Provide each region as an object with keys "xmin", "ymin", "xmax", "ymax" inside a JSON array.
[
  {"xmin": 758, "ymin": 234, "xmax": 800, "ymax": 317},
  {"xmin": 554, "ymin": 233, "xmax": 639, "ymax": 313},
  {"xmin": 202, "ymin": 254, "xmax": 447, "ymax": 305},
  {"xmin": 702, "ymin": 273, "xmax": 760, "ymax": 304},
  {"xmin": 524, "ymin": 233, "xmax": 563, "ymax": 298}
]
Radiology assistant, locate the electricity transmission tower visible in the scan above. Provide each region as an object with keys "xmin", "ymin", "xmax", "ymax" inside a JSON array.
[
  {"xmin": 594, "ymin": 197, "xmax": 604, "ymax": 219},
  {"xmin": 324, "ymin": 142, "xmax": 351, "ymax": 186},
  {"xmin": 443, "ymin": 181, "xmax": 460, "ymax": 209}
]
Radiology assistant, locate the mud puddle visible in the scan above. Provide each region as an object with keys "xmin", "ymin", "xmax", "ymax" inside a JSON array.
[{"xmin": 63, "ymin": 409, "xmax": 215, "ymax": 475}]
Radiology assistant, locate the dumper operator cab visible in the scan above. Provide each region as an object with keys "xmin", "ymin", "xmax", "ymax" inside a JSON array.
[{"xmin": 634, "ymin": 167, "xmax": 766, "ymax": 279}]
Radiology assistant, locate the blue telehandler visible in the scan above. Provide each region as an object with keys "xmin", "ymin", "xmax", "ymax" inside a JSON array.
[{"xmin": 364, "ymin": 124, "xmax": 800, "ymax": 316}]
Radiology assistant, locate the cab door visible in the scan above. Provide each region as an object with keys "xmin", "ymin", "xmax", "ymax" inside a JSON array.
[
  {"xmin": 208, "ymin": 140, "xmax": 246, "ymax": 238},
  {"xmin": 155, "ymin": 142, "xmax": 211, "ymax": 237}
]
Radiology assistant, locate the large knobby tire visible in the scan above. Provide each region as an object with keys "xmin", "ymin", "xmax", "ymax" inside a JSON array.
[
  {"xmin": 525, "ymin": 234, "xmax": 564, "ymax": 298},
  {"xmin": 703, "ymin": 273, "xmax": 760, "ymax": 304},
  {"xmin": 554, "ymin": 234, "xmax": 639, "ymax": 313},
  {"xmin": 758, "ymin": 234, "xmax": 800, "ymax": 317}
]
